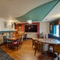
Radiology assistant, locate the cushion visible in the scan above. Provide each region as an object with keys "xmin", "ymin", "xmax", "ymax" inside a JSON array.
[
  {"xmin": 12, "ymin": 42, "xmax": 19, "ymax": 45},
  {"xmin": 4, "ymin": 36, "xmax": 12, "ymax": 43},
  {"xmin": 7, "ymin": 40, "xmax": 12, "ymax": 43}
]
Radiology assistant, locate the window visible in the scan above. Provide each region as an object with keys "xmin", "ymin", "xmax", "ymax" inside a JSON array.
[{"xmin": 53, "ymin": 25, "xmax": 59, "ymax": 37}]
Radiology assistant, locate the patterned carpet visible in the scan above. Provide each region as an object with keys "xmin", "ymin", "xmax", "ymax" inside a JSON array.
[{"xmin": 0, "ymin": 48, "xmax": 14, "ymax": 60}]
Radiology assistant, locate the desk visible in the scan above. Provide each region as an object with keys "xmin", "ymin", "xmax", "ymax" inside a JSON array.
[
  {"xmin": 32, "ymin": 38, "xmax": 60, "ymax": 55},
  {"xmin": 32, "ymin": 38, "xmax": 60, "ymax": 45},
  {"xmin": 38, "ymin": 38, "xmax": 60, "ymax": 55},
  {"xmin": 7, "ymin": 37, "xmax": 18, "ymax": 41},
  {"xmin": 7, "ymin": 36, "xmax": 22, "ymax": 41},
  {"xmin": 38, "ymin": 38, "xmax": 60, "ymax": 45},
  {"xmin": 6, "ymin": 37, "xmax": 22, "ymax": 49}
]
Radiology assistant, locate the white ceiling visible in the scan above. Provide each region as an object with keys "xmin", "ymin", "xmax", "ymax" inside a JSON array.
[
  {"xmin": 42, "ymin": 1, "xmax": 60, "ymax": 22},
  {"xmin": 0, "ymin": 0, "xmax": 52, "ymax": 20}
]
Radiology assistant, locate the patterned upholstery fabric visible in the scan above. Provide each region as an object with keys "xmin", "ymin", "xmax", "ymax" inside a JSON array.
[
  {"xmin": 12, "ymin": 42, "xmax": 19, "ymax": 45},
  {"xmin": 4, "ymin": 36, "xmax": 12, "ymax": 43}
]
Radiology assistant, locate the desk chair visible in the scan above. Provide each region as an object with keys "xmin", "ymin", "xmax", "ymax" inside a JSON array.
[
  {"xmin": 23, "ymin": 34, "xmax": 27, "ymax": 40},
  {"xmin": 34, "ymin": 41, "xmax": 43, "ymax": 55},
  {"xmin": 3, "ymin": 36, "xmax": 12, "ymax": 48},
  {"xmin": 12, "ymin": 41, "xmax": 20, "ymax": 50},
  {"xmin": 54, "ymin": 45, "xmax": 60, "ymax": 60},
  {"xmin": 12, "ymin": 38, "xmax": 22, "ymax": 50},
  {"xmin": 32, "ymin": 39, "xmax": 37, "ymax": 48},
  {"xmin": 54, "ymin": 45, "xmax": 60, "ymax": 53}
]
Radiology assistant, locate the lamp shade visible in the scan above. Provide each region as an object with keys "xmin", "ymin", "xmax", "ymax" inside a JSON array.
[{"xmin": 27, "ymin": 20, "xmax": 32, "ymax": 24}]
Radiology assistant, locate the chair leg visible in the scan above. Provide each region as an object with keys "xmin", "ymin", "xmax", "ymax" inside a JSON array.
[
  {"xmin": 5, "ymin": 42, "xmax": 10, "ymax": 48},
  {"xmin": 6, "ymin": 43, "xmax": 8, "ymax": 48},
  {"xmin": 16, "ymin": 44, "xmax": 19, "ymax": 50},
  {"xmin": 5, "ymin": 43, "xmax": 7, "ymax": 47},
  {"xmin": 17, "ymin": 46, "xmax": 18, "ymax": 50},
  {"xmin": 34, "ymin": 49, "xmax": 36, "ymax": 55}
]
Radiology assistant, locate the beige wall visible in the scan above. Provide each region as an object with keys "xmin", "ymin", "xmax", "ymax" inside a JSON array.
[
  {"xmin": 0, "ymin": 18, "xmax": 20, "ymax": 44},
  {"xmin": 40, "ymin": 22, "xmax": 49, "ymax": 34},
  {"xmin": 0, "ymin": 18, "xmax": 20, "ymax": 31},
  {"xmin": 24, "ymin": 22, "xmax": 50, "ymax": 38}
]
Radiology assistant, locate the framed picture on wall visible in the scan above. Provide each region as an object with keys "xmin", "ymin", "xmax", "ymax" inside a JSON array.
[
  {"xmin": 4, "ymin": 21, "xmax": 7, "ymax": 28},
  {"xmin": 11, "ymin": 23, "xmax": 14, "ymax": 28}
]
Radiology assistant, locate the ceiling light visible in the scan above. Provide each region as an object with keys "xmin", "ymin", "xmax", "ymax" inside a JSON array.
[{"xmin": 27, "ymin": 20, "xmax": 32, "ymax": 24}]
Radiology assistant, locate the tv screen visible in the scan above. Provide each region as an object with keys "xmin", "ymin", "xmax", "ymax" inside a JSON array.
[{"xmin": 25, "ymin": 24, "xmax": 37, "ymax": 32}]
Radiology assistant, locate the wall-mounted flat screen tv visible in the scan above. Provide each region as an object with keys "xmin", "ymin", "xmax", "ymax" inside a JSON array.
[{"xmin": 25, "ymin": 24, "xmax": 38, "ymax": 32}]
